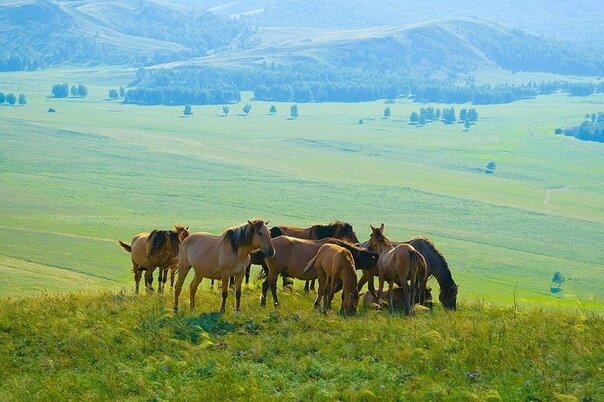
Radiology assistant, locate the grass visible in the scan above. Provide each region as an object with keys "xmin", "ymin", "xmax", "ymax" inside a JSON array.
[
  {"xmin": 0, "ymin": 289, "xmax": 602, "ymax": 401},
  {"xmin": 1, "ymin": 67, "xmax": 603, "ymax": 311}
]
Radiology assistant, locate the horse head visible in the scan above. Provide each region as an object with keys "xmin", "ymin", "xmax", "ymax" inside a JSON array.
[{"xmin": 249, "ymin": 220, "xmax": 275, "ymax": 258}]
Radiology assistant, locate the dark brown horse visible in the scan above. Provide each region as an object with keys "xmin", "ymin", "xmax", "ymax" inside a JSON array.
[
  {"xmin": 118, "ymin": 225, "xmax": 190, "ymax": 293},
  {"xmin": 174, "ymin": 220, "xmax": 275, "ymax": 313},
  {"xmin": 303, "ymin": 243, "xmax": 360, "ymax": 315},
  {"xmin": 253, "ymin": 221, "xmax": 360, "ymax": 290},
  {"xmin": 261, "ymin": 236, "xmax": 377, "ymax": 308},
  {"xmin": 358, "ymin": 236, "xmax": 458, "ymax": 310},
  {"xmin": 362, "ymin": 286, "xmax": 433, "ymax": 310}
]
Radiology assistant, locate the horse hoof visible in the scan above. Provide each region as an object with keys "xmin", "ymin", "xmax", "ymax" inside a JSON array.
[{"xmin": 274, "ymin": 303, "xmax": 280, "ymax": 308}]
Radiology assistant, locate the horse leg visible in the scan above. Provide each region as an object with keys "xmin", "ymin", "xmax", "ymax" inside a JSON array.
[
  {"xmin": 327, "ymin": 278, "xmax": 338, "ymax": 312},
  {"xmin": 322, "ymin": 278, "xmax": 331, "ymax": 313},
  {"xmin": 234, "ymin": 273, "xmax": 245, "ymax": 312},
  {"xmin": 314, "ymin": 271, "xmax": 326, "ymax": 309},
  {"xmin": 271, "ymin": 278, "xmax": 279, "ymax": 308},
  {"xmin": 402, "ymin": 281, "xmax": 411, "ymax": 315},
  {"xmin": 245, "ymin": 262, "xmax": 251, "ymax": 285},
  {"xmin": 210, "ymin": 279, "xmax": 215, "ymax": 289},
  {"xmin": 304, "ymin": 280, "xmax": 310, "ymax": 292},
  {"xmin": 261, "ymin": 279, "xmax": 269, "ymax": 307},
  {"xmin": 132, "ymin": 260, "xmax": 141, "ymax": 294},
  {"xmin": 377, "ymin": 275, "xmax": 385, "ymax": 308},
  {"xmin": 189, "ymin": 272, "xmax": 203, "ymax": 311},
  {"xmin": 173, "ymin": 264, "xmax": 191, "ymax": 313},
  {"xmin": 145, "ymin": 269, "xmax": 155, "ymax": 292},
  {"xmin": 157, "ymin": 267, "xmax": 164, "ymax": 293},
  {"xmin": 219, "ymin": 274, "xmax": 230, "ymax": 313},
  {"xmin": 170, "ymin": 267, "xmax": 177, "ymax": 289},
  {"xmin": 310, "ymin": 279, "xmax": 316, "ymax": 291},
  {"xmin": 388, "ymin": 280, "xmax": 394, "ymax": 314}
]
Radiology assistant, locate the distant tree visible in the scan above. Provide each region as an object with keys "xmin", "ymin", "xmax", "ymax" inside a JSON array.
[
  {"xmin": 0, "ymin": 92, "xmax": 5, "ymax": 104},
  {"xmin": 554, "ymin": 128, "xmax": 563, "ymax": 135},
  {"xmin": 48, "ymin": 108, "xmax": 56, "ymax": 113},
  {"xmin": 243, "ymin": 104, "xmax": 252, "ymax": 115},
  {"xmin": 77, "ymin": 84, "xmax": 88, "ymax": 98},
  {"xmin": 486, "ymin": 161, "xmax": 496, "ymax": 174},
  {"xmin": 459, "ymin": 108, "xmax": 468, "ymax": 122},
  {"xmin": 183, "ymin": 104, "xmax": 192, "ymax": 116},
  {"xmin": 468, "ymin": 108, "xmax": 479, "ymax": 122},
  {"xmin": 418, "ymin": 113, "xmax": 426, "ymax": 125},
  {"xmin": 426, "ymin": 107, "xmax": 435, "ymax": 121},
  {"xmin": 119, "ymin": 87, "xmax": 125, "ymax": 98},
  {"xmin": 222, "ymin": 105, "xmax": 229, "ymax": 116},
  {"xmin": 410, "ymin": 111, "xmax": 419, "ymax": 123},
  {"xmin": 6, "ymin": 93, "xmax": 16, "ymax": 105},
  {"xmin": 70, "ymin": 86, "xmax": 78, "ymax": 97},
  {"xmin": 383, "ymin": 107, "xmax": 391, "ymax": 118},
  {"xmin": 52, "ymin": 83, "xmax": 69, "ymax": 98},
  {"xmin": 551, "ymin": 272, "xmax": 565, "ymax": 290},
  {"xmin": 18, "ymin": 94, "xmax": 26, "ymax": 105},
  {"xmin": 464, "ymin": 119, "xmax": 471, "ymax": 131},
  {"xmin": 290, "ymin": 104, "xmax": 299, "ymax": 119},
  {"xmin": 269, "ymin": 105, "xmax": 277, "ymax": 115},
  {"xmin": 442, "ymin": 107, "xmax": 456, "ymax": 124},
  {"xmin": 358, "ymin": 118, "xmax": 364, "ymax": 125},
  {"xmin": 108, "ymin": 89, "xmax": 119, "ymax": 99},
  {"xmin": 435, "ymin": 108, "xmax": 441, "ymax": 120}
]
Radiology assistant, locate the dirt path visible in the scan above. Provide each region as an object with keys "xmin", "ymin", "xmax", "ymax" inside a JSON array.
[
  {"xmin": 544, "ymin": 186, "xmax": 571, "ymax": 206},
  {"xmin": 0, "ymin": 224, "xmax": 115, "ymax": 243}
]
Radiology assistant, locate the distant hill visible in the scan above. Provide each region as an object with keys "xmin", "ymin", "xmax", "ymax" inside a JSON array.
[
  {"xmin": 0, "ymin": 0, "xmax": 251, "ymax": 69},
  {"xmin": 197, "ymin": 0, "xmax": 604, "ymax": 50}
]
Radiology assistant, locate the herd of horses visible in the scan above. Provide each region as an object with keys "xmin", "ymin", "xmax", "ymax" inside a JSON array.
[{"xmin": 118, "ymin": 220, "xmax": 458, "ymax": 315}]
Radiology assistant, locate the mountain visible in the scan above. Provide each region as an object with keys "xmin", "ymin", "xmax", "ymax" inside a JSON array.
[
  {"xmin": 196, "ymin": 0, "xmax": 604, "ymax": 50},
  {"xmin": 0, "ymin": 0, "xmax": 251, "ymax": 69}
]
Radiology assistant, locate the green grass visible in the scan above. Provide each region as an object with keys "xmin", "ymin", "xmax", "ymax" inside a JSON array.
[
  {"xmin": 0, "ymin": 67, "xmax": 603, "ymax": 312},
  {"xmin": 0, "ymin": 290, "xmax": 602, "ymax": 401}
]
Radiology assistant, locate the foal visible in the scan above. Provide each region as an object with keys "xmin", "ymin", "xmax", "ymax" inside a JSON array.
[{"xmin": 303, "ymin": 243, "xmax": 360, "ymax": 315}]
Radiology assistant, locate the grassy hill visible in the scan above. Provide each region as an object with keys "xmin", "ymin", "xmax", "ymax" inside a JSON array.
[
  {"xmin": 0, "ymin": 67, "xmax": 602, "ymax": 311},
  {"xmin": 0, "ymin": 291, "xmax": 602, "ymax": 400}
]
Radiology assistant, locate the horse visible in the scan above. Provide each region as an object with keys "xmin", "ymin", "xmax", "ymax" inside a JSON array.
[
  {"xmin": 117, "ymin": 225, "xmax": 190, "ymax": 293},
  {"xmin": 362, "ymin": 287, "xmax": 433, "ymax": 310},
  {"xmin": 366, "ymin": 224, "xmax": 427, "ymax": 314},
  {"xmin": 358, "ymin": 236, "xmax": 457, "ymax": 309},
  {"xmin": 261, "ymin": 236, "xmax": 377, "ymax": 308},
  {"xmin": 254, "ymin": 221, "xmax": 360, "ymax": 291},
  {"xmin": 173, "ymin": 220, "xmax": 275, "ymax": 313},
  {"xmin": 302, "ymin": 243, "xmax": 360, "ymax": 315}
]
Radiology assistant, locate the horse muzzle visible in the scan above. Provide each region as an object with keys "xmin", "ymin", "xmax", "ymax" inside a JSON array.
[{"xmin": 263, "ymin": 248, "xmax": 275, "ymax": 258}]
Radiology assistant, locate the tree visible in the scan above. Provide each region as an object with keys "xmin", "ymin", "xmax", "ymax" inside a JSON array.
[
  {"xmin": 183, "ymin": 104, "xmax": 192, "ymax": 116},
  {"xmin": 464, "ymin": 119, "xmax": 471, "ymax": 131},
  {"xmin": 383, "ymin": 107, "xmax": 391, "ymax": 118},
  {"xmin": 6, "ymin": 93, "xmax": 16, "ymax": 105},
  {"xmin": 459, "ymin": 108, "xmax": 468, "ymax": 122},
  {"xmin": 119, "ymin": 87, "xmax": 125, "ymax": 98},
  {"xmin": 552, "ymin": 272, "xmax": 565, "ymax": 288},
  {"xmin": 409, "ymin": 111, "xmax": 419, "ymax": 124},
  {"xmin": 70, "ymin": 86, "xmax": 78, "ymax": 97},
  {"xmin": 554, "ymin": 128, "xmax": 563, "ymax": 135},
  {"xmin": 18, "ymin": 94, "xmax": 26, "ymax": 105},
  {"xmin": 486, "ymin": 161, "xmax": 496, "ymax": 174},
  {"xmin": 77, "ymin": 84, "xmax": 88, "ymax": 98},
  {"xmin": 358, "ymin": 119, "xmax": 364, "ymax": 125},
  {"xmin": 418, "ymin": 113, "xmax": 426, "ymax": 125},
  {"xmin": 108, "ymin": 89, "xmax": 119, "ymax": 99},
  {"xmin": 243, "ymin": 104, "xmax": 251, "ymax": 115},
  {"xmin": 222, "ymin": 106, "xmax": 229, "ymax": 116},
  {"xmin": 290, "ymin": 104, "xmax": 299, "ymax": 119},
  {"xmin": 468, "ymin": 108, "xmax": 479, "ymax": 123},
  {"xmin": 269, "ymin": 105, "xmax": 277, "ymax": 115},
  {"xmin": 52, "ymin": 83, "xmax": 69, "ymax": 98},
  {"xmin": 0, "ymin": 92, "xmax": 5, "ymax": 104}
]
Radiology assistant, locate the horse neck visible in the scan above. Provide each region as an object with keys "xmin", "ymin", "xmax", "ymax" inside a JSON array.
[
  {"xmin": 340, "ymin": 259, "xmax": 358, "ymax": 293},
  {"xmin": 376, "ymin": 239, "xmax": 394, "ymax": 255}
]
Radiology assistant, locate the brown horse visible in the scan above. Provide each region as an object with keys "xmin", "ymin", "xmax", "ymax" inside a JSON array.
[
  {"xmin": 118, "ymin": 225, "xmax": 190, "ymax": 293},
  {"xmin": 303, "ymin": 243, "xmax": 360, "ymax": 315},
  {"xmin": 358, "ymin": 236, "xmax": 458, "ymax": 309},
  {"xmin": 362, "ymin": 287, "xmax": 433, "ymax": 310},
  {"xmin": 367, "ymin": 224, "xmax": 427, "ymax": 314},
  {"xmin": 261, "ymin": 236, "xmax": 377, "ymax": 307},
  {"xmin": 255, "ymin": 221, "xmax": 360, "ymax": 290},
  {"xmin": 174, "ymin": 220, "xmax": 275, "ymax": 313}
]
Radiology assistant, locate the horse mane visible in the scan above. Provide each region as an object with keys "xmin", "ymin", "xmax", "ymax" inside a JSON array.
[
  {"xmin": 270, "ymin": 226, "xmax": 287, "ymax": 238},
  {"xmin": 147, "ymin": 229, "xmax": 179, "ymax": 256},
  {"xmin": 223, "ymin": 220, "xmax": 261, "ymax": 252},
  {"xmin": 374, "ymin": 230, "xmax": 393, "ymax": 248},
  {"xmin": 416, "ymin": 237, "xmax": 455, "ymax": 284},
  {"xmin": 312, "ymin": 221, "xmax": 353, "ymax": 239},
  {"xmin": 326, "ymin": 238, "xmax": 364, "ymax": 257}
]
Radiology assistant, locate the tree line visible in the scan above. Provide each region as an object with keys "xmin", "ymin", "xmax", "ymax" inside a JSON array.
[
  {"xmin": 557, "ymin": 112, "xmax": 604, "ymax": 143},
  {"xmin": 51, "ymin": 83, "xmax": 88, "ymax": 98}
]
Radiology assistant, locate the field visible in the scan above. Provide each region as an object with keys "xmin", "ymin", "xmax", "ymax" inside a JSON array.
[{"xmin": 1, "ymin": 67, "xmax": 603, "ymax": 309}]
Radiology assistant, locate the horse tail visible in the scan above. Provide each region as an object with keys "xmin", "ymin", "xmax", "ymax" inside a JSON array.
[
  {"xmin": 410, "ymin": 249, "xmax": 428, "ymax": 308},
  {"xmin": 117, "ymin": 240, "xmax": 132, "ymax": 253},
  {"xmin": 302, "ymin": 255, "xmax": 317, "ymax": 275}
]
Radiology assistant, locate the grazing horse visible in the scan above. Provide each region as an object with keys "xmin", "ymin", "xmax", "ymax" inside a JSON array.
[
  {"xmin": 255, "ymin": 221, "xmax": 360, "ymax": 291},
  {"xmin": 358, "ymin": 236, "xmax": 458, "ymax": 310},
  {"xmin": 362, "ymin": 287, "xmax": 433, "ymax": 310},
  {"xmin": 118, "ymin": 225, "xmax": 190, "ymax": 293},
  {"xmin": 174, "ymin": 220, "xmax": 275, "ymax": 313},
  {"xmin": 261, "ymin": 236, "xmax": 377, "ymax": 307},
  {"xmin": 367, "ymin": 224, "xmax": 427, "ymax": 314},
  {"xmin": 303, "ymin": 243, "xmax": 360, "ymax": 315}
]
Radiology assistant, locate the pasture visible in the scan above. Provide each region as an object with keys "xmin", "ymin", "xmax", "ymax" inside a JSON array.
[{"xmin": 1, "ymin": 67, "xmax": 602, "ymax": 310}]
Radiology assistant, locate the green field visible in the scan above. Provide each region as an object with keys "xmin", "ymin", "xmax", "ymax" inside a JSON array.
[{"xmin": 0, "ymin": 67, "xmax": 603, "ymax": 312}]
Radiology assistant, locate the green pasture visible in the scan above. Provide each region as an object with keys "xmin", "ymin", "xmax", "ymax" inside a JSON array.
[{"xmin": 0, "ymin": 67, "xmax": 603, "ymax": 311}]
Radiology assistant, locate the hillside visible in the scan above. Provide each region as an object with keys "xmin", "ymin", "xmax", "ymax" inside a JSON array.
[
  {"xmin": 0, "ymin": 0, "xmax": 251, "ymax": 69},
  {"xmin": 200, "ymin": 0, "xmax": 604, "ymax": 49},
  {"xmin": 0, "ymin": 291, "xmax": 601, "ymax": 400}
]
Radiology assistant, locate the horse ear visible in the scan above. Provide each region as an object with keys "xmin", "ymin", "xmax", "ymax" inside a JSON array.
[
  {"xmin": 370, "ymin": 225, "xmax": 376, "ymax": 231},
  {"xmin": 248, "ymin": 220, "xmax": 253, "ymax": 225},
  {"xmin": 186, "ymin": 226, "xmax": 190, "ymax": 230},
  {"xmin": 265, "ymin": 220, "xmax": 270, "ymax": 226},
  {"xmin": 380, "ymin": 223, "xmax": 384, "ymax": 231}
]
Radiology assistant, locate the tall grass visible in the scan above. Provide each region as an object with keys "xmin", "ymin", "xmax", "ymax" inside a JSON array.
[{"xmin": 1, "ymin": 287, "xmax": 601, "ymax": 401}]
